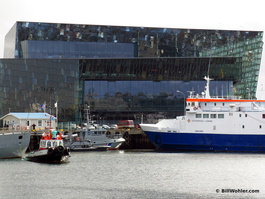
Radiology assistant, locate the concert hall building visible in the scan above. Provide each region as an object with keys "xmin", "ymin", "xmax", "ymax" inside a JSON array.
[{"xmin": 2, "ymin": 21, "xmax": 263, "ymax": 123}]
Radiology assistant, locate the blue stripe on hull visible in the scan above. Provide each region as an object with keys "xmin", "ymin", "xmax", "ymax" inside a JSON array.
[{"xmin": 144, "ymin": 131, "xmax": 265, "ymax": 152}]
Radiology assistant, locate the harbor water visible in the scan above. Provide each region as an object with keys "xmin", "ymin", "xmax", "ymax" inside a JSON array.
[{"xmin": 1, "ymin": 150, "xmax": 265, "ymax": 199}]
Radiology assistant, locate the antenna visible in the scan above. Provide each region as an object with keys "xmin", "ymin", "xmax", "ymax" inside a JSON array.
[
  {"xmin": 207, "ymin": 36, "xmax": 213, "ymax": 75},
  {"xmin": 204, "ymin": 37, "xmax": 213, "ymax": 99}
]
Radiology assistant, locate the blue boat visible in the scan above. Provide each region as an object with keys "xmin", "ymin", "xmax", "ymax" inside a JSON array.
[{"xmin": 140, "ymin": 77, "xmax": 265, "ymax": 152}]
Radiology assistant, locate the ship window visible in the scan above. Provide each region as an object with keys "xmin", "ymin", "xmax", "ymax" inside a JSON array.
[
  {"xmin": 53, "ymin": 141, "xmax": 58, "ymax": 147},
  {"xmin": 210, "ymin": 114, "xmax": 216, "ymax": 118},
  {"xmin": 214, "ymin": 103, "xmax": 216, "ymax": 106},
  {"xmin": 18, "ymin": 135, "xmax": 23, "ymax": 139},
  {"xmin": 205, "ymin": 103, "xmax": 207, "ymax": 106},
  {"xmin": 260, "ymin": 125, "xmax": 262, "ymax": 129},
  {"xmin": 263, "ymin": 114, "xmax": 265, "ymax": 119},
  {"xmin": 203, "ymin": 114, "xmax": 209, "ymax": 118},
  {"xmin": 242, "ymin": 125, "xmax": 245, "ymax": 129},
  {"xmin": 38, "ymin": 120, "xmax": 42, "ymax": 126},
  {"xmin": 245, "ymin": 114, "xmax": 247, "ymax": 117},
  {"xmin": 239, "ymin": 114, "xmax": 241, "ymax": 117},
  {"xmin": 191, "ymin": 102, "xmax": 195, "ymax": 106},
  {"xmin": 196, "ymin": 114, "xmax": 202, "ymax": 118},
  {"xmin": 40, "ymin": 141, "xmax": 46, "ymax": 148},
  {"xmin": 223, "ymin": 103, "xmax": 225, "ymax": 106},
  {"xmin": 218, "ymin": 114, "xmax": 224, "ymax": 119}
]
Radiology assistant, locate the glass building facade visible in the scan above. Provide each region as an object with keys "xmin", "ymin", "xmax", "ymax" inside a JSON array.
[
  {"xmin": 0, "ymin": 59, "xmax": 80, "ymax": 121},
  {"xmin": 80, "ymin": 57, "xmax": 239, "ymax": 122},
  {"xmin": 84, "ymin": 80, "xmax": 233, "ymax": 123},
  {"xmin": 0, "ymin": 57, "xmax": 238, "ymax": 123},
  {"xmin": 2, "ymin": 21, "xmax": 263, "ymax": 123},
  {"xmin": 20, "ymin": 40, "xmax": 136, "ymax": 58}
]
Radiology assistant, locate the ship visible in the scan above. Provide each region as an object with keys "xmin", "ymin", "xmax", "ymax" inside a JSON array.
[
  {"xmin": 26, "ymin": 129, "xmax": 70, "ymax": 163},
  {"xmin": 0, "ymin": 112, "xmax": 60, "ymax": 159},
  {"xmin": 63, "ymin": 126, "xmax": 125, "ymax": 151},
  {"xmin": 140, "ymin": 76, "xmax": 265, "ymax": 152},
  {"xmin": 0, "ymin": 131, "xmax": 31, "ymax": 159},
  {"xmin": 63, "ymin": 108, "xmax": 125, "ymax": 151}
]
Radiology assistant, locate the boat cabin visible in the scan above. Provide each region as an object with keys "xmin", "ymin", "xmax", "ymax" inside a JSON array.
[
  {"xmin": 39, "ymin": 130, "xmax": 63, "ymax": 149},
  {"xmin": 39, "ymin": 139, "xmax": 64, "ymax": 149}
]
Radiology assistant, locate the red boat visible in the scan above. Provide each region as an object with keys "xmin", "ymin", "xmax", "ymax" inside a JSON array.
[{"xmin": 26, "ymin": 129, "xmax": 70, "ymax": 163}]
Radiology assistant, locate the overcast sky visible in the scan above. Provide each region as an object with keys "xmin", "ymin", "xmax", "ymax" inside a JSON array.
[{"xmin": 1, "ymin": 0, "xmax": 265, "ymax": 97}]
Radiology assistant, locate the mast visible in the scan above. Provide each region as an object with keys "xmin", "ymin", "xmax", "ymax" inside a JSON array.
[
  {"xmin": 204, "ymin": 76, "xmax": 213, "ymax": 99},
  {"xmin": 204, "ymin": 37, "xmax": 213, "ymax": 99}
]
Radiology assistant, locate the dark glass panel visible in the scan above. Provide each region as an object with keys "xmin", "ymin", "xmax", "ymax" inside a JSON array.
[{"xmin": 84, "ymin": 80, "xmax": 232, "ymax": 122}]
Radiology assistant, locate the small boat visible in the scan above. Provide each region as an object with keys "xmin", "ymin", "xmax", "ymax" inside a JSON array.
[
  {"xmin": 63, "ymin": 127, "xmax": 125, "ymax": 151},
  {"xmin": 140, "ymin": 76, "xmax": 265, "ymax": 153},
  {"xmin": 63, "ymin": 108, "xmax": 125, "ymax": 151},
  {"xmin": 26, "ymin": 129, "xmax": 70, "ymax": 163}
]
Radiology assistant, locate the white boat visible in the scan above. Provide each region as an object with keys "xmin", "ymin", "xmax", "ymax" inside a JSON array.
[
  {"xmin": 63, "ymin": 126, "xmax": 125, "ymax": 151},
  {"xmin": 0, "ymin": 130, "xmax": 31, "ymax": 159},
  {"xmin": 140, "ymin": 76, "xmax": 265, "ymax": 152},
  {"xmin": 63, "ymin": 106, "xmax": 125, "ymax": 151}
]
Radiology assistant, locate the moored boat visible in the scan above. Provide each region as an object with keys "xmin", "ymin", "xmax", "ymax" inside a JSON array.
[
  {"xmin": 63, "ymin": 127, "xmax": 125, "ymax": 151},
  {"xmin": 63, "ymin": 107, "xmax": 125, "ymax": 151},
  {"xmin": 26, "ymin": 129, "xmax": 70, "ymax": 163},
  {"xmin": 0, "ymin": 131, "xmax": 31, "ymax": 159},
  {"xmin": 140, "ymin": 76, "xmax": 265, "ymax": 153}
]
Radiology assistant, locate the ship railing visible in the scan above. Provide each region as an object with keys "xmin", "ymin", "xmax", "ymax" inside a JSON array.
[
  {"xmin": 108, "ymin": 134, "xmax": 123, "ymax": 139},
  {"xmin": 197, "ymin": 107, "xmax": 229, "ymax": 112},
  {"xmin": 0, "ymin": 127, "xmax": 47, "ymax": 133},
  {"xmin": 188, "ymin": 94, "xmax": 243, "ymax": 100},
  {"xmin": 198, "ymin": 106, "xmax": 264, "ymax": 112},
  {"xmin": 106, "ymin": 134, "xmax": 123, "ymax": 139},
  {"xmin": 0, "ymin": 127, "xmax": 27, "ymax": 132},
  {"xmin": 0, "ymin": 128, "xmax": 28, "ymax": 134}
]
